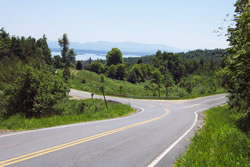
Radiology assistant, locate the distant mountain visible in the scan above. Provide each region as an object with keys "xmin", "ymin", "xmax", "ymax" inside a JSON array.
[{"xmin": 48, "ymin": 41, "xmax": 184, "ymax": 54}]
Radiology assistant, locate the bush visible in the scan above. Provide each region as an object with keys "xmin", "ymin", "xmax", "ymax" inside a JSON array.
[
  {"xmin": 100, "ymin": 75, "xmax": 105, "ymax": 83},
  {"xmin": 4, "ymin": 66, "xmax": 69, "ymax": 118},
  {"xmin": 81, "ymin": 79, "xmax": 86, "ymax": 84},
  {"xmin": 106, "ymin": 65, "xmax": 117, "ymax": 79},
  {"xmin": 87, "ymin": 61, "xmax": 104, "ymax": 74}
]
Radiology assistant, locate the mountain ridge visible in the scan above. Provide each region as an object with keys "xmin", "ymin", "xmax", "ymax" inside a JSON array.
[{"xmin": 48, "ymin": 41, "xmax": 185, "ymax": 53}]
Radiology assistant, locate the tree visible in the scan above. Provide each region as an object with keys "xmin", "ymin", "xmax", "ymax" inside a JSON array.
[
  {"xmin": 76, "ymin": 61, "xmax": 83, "ymax": 70},
  {"xmin": 58, "ymin": 33, "xmax": 76, "ymax": 67},
  {"xmin": 106, "ymin": 65, "xmax": 117, "ymax": 79},
  {"xmin": 132, "ymin": 64, "xmax": 145, "ymax": 82},
  {"xmin": 63, "ymin": 66, "xmax": 71, "ymax": 82},
  {"xmin": 37, "ymin": 35, "xmax": 52, "ymax": 65},
  {"xmin": 127, "ymin": 70, "xmax": 137, "ymax": 84},
  {"xmin": 87, "ymin": 61, "xmax": 104, "ymax": 74},
  {"xmin": 53, "ymin": 55, "xmax": 63, "ymax": 69},
  {"xmin": 58, "ymin": 33, "xmax": 69, "ymax": 64},
  {"xmin": 116, "ymin": 64, "xmax": 127, "ymax": 80},
  {"xmin": 68, "ymin": 49, "xmax": 76, "ymax": 65},
  {"xmin": 4, "ymin": 66, "xmax": 68, "ymax": 118},
  {"xmin": 106, "ymin": 48, "xmax": 123, "ymax": 66},
  {"xmin": 137, "ymin": 58, "xmax": 143, "ymax": 64},
  {"xmin": 224, "ymin": 0, "xmax": 249, "ymax": 131},
  {"xmin": 151, "ymin": 70, "xmax": 162, "ymax": 97}
]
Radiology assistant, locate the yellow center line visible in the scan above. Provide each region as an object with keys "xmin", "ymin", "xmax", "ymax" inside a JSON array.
[{"xmin": 0, "ymin": 109, "xmax": 170, "ymax": 167}]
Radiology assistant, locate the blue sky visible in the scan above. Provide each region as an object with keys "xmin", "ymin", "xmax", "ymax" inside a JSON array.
[{"xmin": 0, "ymin": 0, "xmax": 236, "ymax": 50}]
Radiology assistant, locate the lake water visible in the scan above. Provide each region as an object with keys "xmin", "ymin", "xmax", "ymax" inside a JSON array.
[{"xmin": 51, "ymin": 52, "xmax": 140, "ymax": 61}]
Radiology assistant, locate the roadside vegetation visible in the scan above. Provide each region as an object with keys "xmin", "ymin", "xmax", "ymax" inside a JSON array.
[
  {"xmin": 0, "ymin": 29, "xmax": 134, "ymax": 130},
  {"xmin": 175, "ymin": 105, "xmax": 249, "ymax": 167},
  {"xmin": 176, "ymin": 0, "xmax": 249, "ymax": 166},
  {"xmin": 0, "ymin": 98, "xmax": 134, "ymax": 130}
]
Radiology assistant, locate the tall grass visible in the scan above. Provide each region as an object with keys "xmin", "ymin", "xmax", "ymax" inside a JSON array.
[
  {"xmin": 175, "ymin": 105, "xmax": 249, "ymax": 167},
  {"xmin": 0, "ymin": 99, "xmax": 135, "ymax": 130}
]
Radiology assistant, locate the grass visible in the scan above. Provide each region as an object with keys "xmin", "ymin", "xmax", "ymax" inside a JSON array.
[
  {"xmin": 65, "ymin": 69, "xmax": 225, "ymax": 99},
  {"xmin": 69, "ymin": 69, "xmax": 151, "ymax": 97},
  {"xmin": 175, "ymin": 105, "xmax": 250, "ymax": 167},
  {"xmin": 0, "ymin": 98, "xmax": 135, "ymax": 130}
]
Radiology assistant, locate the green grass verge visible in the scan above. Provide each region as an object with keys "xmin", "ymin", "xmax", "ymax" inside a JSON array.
[
  {"xmin": 175, "ymin": 105, "xmax": 250, "ymax": 167},
  {"xmin": 0, "ymin": 99, "xmax": 135, "ymax": 130},
  {"xmin": 65, "ymin": 69, "xmax": 225, "ymax": 99}
]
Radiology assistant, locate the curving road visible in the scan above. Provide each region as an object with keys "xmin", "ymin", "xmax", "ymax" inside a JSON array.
[{"xmin": 0, "ymin": 89, "xmax": 227, "ymax": 167}]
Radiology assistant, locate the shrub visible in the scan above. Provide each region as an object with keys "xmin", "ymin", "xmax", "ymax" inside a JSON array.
[
  {"xmin": 4, "ymin": 66, "xmax": 69, "ymax": 118},
  {"xmin": 81, "ymin": 79, "xmax": 86, "ymax": 84}
]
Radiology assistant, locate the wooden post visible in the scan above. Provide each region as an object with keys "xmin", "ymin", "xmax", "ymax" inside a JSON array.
[
  {"xmin": 100, "ymin": 86, "xmax": 108, "ymax": 109},
  {"xmin": 120, "ymin": 85, "xmax": 123, "ymax": 95}
]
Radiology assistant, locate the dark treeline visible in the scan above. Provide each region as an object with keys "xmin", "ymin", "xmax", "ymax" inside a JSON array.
[{"xmin": 123, "ymin": 49, "xmax": 226, "ymax": 66}]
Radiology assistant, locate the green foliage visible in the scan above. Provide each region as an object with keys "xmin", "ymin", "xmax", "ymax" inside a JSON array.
[
  {"xmin": 68, "ymin": 70, "xmax": 224, "ymax": 99},
  {"xmin": 53, "ymin": 55, "xmax": 64, "ymax": 69},
  {"xmin": 58, "ymin": 33, "xmax": 76, "ymax": 67},
  {"xmin": 106, "ymin": 64, "xmax": 117, "ymax": 79},
  {"xmin": 76, "ymin": 61, "xmax": 83, "ymax": 70},
  {"xmin": 0, "ymin": 28, "xmax": 52, "ymax": 65},
  {"xmin": 151, "ymin": 70, "xmax": 162, "ymax": 85},
  {"xmin": 100, "ymin": 74, "xmax": 105, "ymax": 83},
  {"xmin": 116, "ymin": 64, "xmax": 127, "ymax": 80},
  {"xmin": 87, "ymin": 61, "xmax": 105, "ymax": 74},
  {"xmin": 136, "ymin": 58, "xmax": 143, "ymax": 64},
  {"xmin": 37, "ymin": 35, "xmax": 53, "ymax": 65},
  {"xmin": 123, "ymin": 55, "xmax": 154, "ymax": 65},
  {"xmin": 106, "ymin": 48, "xmax": 123, "ymax": 66},
  {"xmin": 179, "ymin": 74, "xmax": 221, "ymax": 95},
  {"xmin": 127, "ymin": 70, "xmax": 137, "ymax": 84},
  {"xmin": 4, "ymin": 66, "xmax": 68, "ymax": 118},
  {"xmin": 0, "ymin": 99, "xmax": 135, "ymax": 130},
  {"xmin": 0, "ymin": 29, "xmax": 72, "ymax": 120},
  {"xmin": 129, "ymin": 63, "xmax": 152, "ymax": 83},
  {"xmin": 68, "ymin": 70, "xmax": 147, "ymax": 96},
  {"xmin": 224, "ymin": 0, "xmax": 249, "ymax": 132},
  {"xmin": 63, "ymin": 66, "xmax": 71, "ymax": 82},
  {"xmin": 151, "ymin": 70, "xmax": 162, "ymax": 97},
  {"xmin": 58, "ymin": 33, "xmax": 69, "ymax": 64},
  {"xmin": 175, "ymin": 105, "xmax": 250, "ymax": 167}
]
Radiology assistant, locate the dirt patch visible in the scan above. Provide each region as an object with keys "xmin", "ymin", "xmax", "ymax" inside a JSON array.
[
  {"xmin": 70, "ymin": 96, "xmax": 88, "ymax": 100},
  {"xmin": 0, "ymin": 129, "xmax": 17, "ymax": 135},
  {"xmin": 195, "ymin": 112, "xmax": 206, "ymax": 133}
]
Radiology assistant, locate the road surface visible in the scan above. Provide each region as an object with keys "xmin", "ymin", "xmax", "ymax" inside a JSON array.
[{"xmin": 0, "ymin": 89, "xmax": 227, "ymax": 167}]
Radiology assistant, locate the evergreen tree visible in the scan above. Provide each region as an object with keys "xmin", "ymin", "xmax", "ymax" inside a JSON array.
[
  {"xmin": 76, "ymin": 61, "xmax": 83, "ymax": 70},
  {"xmin": 58, "ymin": 34, "xmax": 69, "ymax": 64}
]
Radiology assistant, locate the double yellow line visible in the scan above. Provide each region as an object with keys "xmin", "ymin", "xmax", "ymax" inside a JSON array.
[{"xmin": 0, "ymin": 109, "xmax": 169, "ymax": 167}]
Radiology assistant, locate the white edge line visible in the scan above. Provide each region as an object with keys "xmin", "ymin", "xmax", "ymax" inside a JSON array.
[
  {"xmin": 0, "ymin": 106, "xmax": 144, "ymax": 138},
  {"xmin": 147, "ymin": 108, "xmax": 208, "ymax": 167}
]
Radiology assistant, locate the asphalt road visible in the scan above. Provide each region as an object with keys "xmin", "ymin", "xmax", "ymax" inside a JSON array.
[{"xmin": 0, "ymin": 89, "xmax": 227, "ymax": 167}]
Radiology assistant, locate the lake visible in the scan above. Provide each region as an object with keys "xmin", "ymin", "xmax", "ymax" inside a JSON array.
[{"xmin": 51, "ymin": 52, "xmax": 140, "ymax": 61}]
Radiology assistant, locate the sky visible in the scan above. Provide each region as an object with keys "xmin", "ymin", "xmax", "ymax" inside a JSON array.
[{"xmin": 0, "ymin": 0, "xmax": 236, "ymax": 50}]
